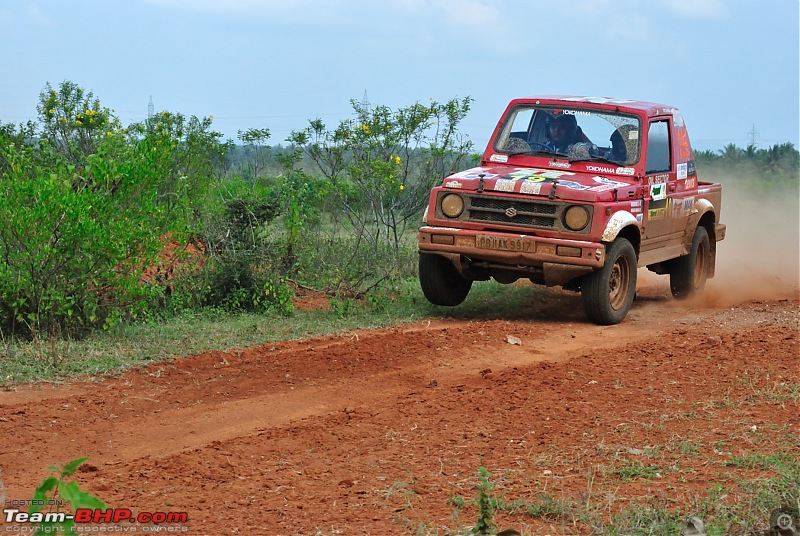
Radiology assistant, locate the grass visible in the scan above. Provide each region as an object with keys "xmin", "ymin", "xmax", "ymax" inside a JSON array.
[
  {"xmin": 439, "ymin": 452, "xmax": 800, "ymax": 536},
  {"xmin": 0, "ymin": 279, "xmax": 547, "ymax": 385}
]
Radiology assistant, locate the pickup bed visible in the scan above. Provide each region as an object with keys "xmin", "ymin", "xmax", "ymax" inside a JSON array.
[{"xmin": 418, "ymin": 96, "xmax": 726, "ymax": 324}]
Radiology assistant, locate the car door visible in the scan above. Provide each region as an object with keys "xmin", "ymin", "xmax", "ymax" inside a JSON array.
[{"xmin": 643, "ymin": 118, "xmax": 675, "ymax": 242}]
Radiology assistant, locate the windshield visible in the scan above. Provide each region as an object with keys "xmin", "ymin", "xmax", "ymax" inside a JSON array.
[{"xmin": 494, "ymin": 104, "xmax": 641, "ymax": 165}]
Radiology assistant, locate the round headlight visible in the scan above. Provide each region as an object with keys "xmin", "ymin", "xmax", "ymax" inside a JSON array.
[
  {"xmin": 441, "ymin": 193, "xmax": 464, "ymax": 218},
  {"xmin": 564, "ymin": 205, "xmax": 590, "ymax": 231}
]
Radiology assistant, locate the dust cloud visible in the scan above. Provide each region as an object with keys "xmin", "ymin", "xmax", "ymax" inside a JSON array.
[{"xmin": 703, "ymin": 175, "xmax": 800, "ymax": 306}]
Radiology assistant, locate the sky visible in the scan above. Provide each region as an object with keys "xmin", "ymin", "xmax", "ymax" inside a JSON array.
[{"xmin": 1, "ymin": 0, "xmax": 798, "ymax": 153}]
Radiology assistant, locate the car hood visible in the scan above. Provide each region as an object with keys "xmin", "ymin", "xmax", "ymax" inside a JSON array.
[{"xmin": 440, "ymin": 165, "xmax": 637, "ymax": 202}]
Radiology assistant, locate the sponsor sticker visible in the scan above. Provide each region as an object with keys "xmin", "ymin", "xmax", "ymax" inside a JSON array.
[
  {"xmin": 677, "ymin": 162, "xmax": 688, "ymax": 180},
  {"xmin": 650, "ymin": 183, "xmax": 667, "ymax": 201},
  {"xmin": 672, "ymin": 196, "xmax": 694, "ymax": 217},
  {"xmin": 444, "ymin": 180, "xmax": 462, "ymax": 188},
  {"xmin": 589, "ymin": 176, "xmax": 628, "ymax": 192},
  {"xmin": 494, "ymin": 179, "xmax": 516, "ymax": 192},
  {"xmin": 503, "ymin": 168, "xmax": 574, "ymax": 181},
  {"xmin": 549, "ymin": 160, "xmax": 571, "ymax": 169},
  {"xmin": 648, "ymin": 174, "xmax": 669, "ymax": 185},
  {"xmin": 648, "ymin": 198, "xmax": 671, "ymax": 221},
  {"xmin": 616, "ymin": 167, "xmax": 636, "ymax": 176},
  {"xmin": 558, "ymin": 180, "xmax": 589, "ymax": 190},
  {"xmin": 520, "ymin": 182, "xmax": 543, "ymax": 195},
  {"xmin": 489, "ymin": 153, "xmax": 508, "ymax": 163},
  {"xmin": 684, "ymin": 177, "xmax": 696, "ymax": 189},
  {"xmin": 586, "ymin": 165, "xmax": 616, "ymax": 174}
]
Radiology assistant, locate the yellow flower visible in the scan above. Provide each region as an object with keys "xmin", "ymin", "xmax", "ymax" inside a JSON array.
[
  {"xmin": 76, "ymin": 120, "xmax": 82, "ymax": 125},
  {"xmin": 400, "ymin": 184, "xmax": 405, "ymax": 190}
]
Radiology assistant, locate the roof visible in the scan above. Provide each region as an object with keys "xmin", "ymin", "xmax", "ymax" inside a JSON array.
[{"xmin": 508, "ymin": 95, "xmax": 678, "ymax": 117}]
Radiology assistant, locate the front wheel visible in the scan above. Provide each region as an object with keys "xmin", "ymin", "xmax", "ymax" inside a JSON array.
[
  {"xmin": 669, "ymin": 226, "xmax": 710, "ymax": 299},
  {"xmin": 581, "ymin": 238, "xmax": 637, "ymax": 325},
  {"xmin": 419, "ymin": 254, "xmax": 472, "ymax": 306}
]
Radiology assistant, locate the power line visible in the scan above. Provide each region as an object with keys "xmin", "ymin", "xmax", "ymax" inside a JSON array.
[{"xmin": 747, "ymin": 123, "xmax": 759, "ymax": 147}]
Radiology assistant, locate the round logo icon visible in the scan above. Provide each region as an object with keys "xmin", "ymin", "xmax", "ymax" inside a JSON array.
[{"xmin": 776, "ymin": 512, "xmax": 794, "ymax": 530}]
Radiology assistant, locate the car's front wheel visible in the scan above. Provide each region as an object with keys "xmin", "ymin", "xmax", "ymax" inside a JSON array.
[
  {"xmin": 581, "ymin": 238, "xmax": 637, "ymax": 325},
  {"xmin": 419, "ymin": 253, "xmax": 472, "ymax": 306}
]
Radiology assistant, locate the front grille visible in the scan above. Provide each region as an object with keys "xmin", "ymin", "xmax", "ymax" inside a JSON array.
[{"xmin": 467, "ymin": 196, "xmax": 558, "ymax": 229}]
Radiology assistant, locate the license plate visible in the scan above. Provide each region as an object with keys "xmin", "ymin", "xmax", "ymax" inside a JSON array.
[{"xmin": 476, "ymin": 235, "xmax": 533, "ymax": 253}]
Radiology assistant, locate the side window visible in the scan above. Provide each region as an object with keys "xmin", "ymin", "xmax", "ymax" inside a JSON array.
[
  {"xmin": 508, "ymin": 108, "xmax": 534, "ymax": 141},
  {"xmin": 645, "ymin": 120, "xmax": 671, "ymax": 174}
]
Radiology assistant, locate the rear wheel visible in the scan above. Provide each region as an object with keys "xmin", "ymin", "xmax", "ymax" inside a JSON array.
[
  {"xmin": 419, "ymin": 254, "xmax": 472, "ymax": 306},
  {"xmin": 670, "ymin": 226, "xmax": 710, "ymax": 299},
  {"xmin": 581, "ymin": 238, "xmax": 637, "ymax": 325}
]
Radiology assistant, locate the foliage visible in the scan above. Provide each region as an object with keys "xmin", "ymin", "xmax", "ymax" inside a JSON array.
[
  {"xmin": 36, "ymin": 81, "xmax": 114, "ymax": 166},
  {"xmin": 472, "ymin": 466, "xmax": 497, "ymax": 535},
  {"xmin": 282, "ymin": 97, "xmax": 473, "ymax": 295},
  {"xmin": 291, "ymin": 97, "xmax": 473, "ymax": 249},
  {"xmin": 695, "ymin": 142, "xmax": 799, "ymax": 185},
  {"xmin": 26, "ymin": 457, "xmax": 106, "ymax": 534},
  {"xmin": 0, "ymin": 81, "xmax": 229, "ymax": 338},
  {"xmin": 0, "ymin": 131, "xmax": 165, "ymax": 337}
]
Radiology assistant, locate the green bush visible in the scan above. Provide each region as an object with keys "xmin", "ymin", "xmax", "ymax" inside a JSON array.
[
  {"xmin": 0, "ymin": 140, "xmax": 164, "ymax": 337},
  {"xmin": 0, "ymin": 81, "xmax": 229, "ymax": 338}
]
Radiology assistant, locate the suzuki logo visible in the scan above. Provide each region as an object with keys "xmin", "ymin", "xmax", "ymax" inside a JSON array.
[{"xmin": 505, "ymin": 207, "xmax": 518, "ymax": 218}]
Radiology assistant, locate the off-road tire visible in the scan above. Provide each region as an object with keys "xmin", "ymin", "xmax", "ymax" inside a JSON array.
[
  {"xmin": 669, "ymin": 226, "xmax": 710, "ymax": 299},
  {"xmin": 581, "ymin": 238, "xmax": 637, "ymax": 325},
  {"xmin": 419, "ymin": 253, "xmax": 472, "ymax": 306}
]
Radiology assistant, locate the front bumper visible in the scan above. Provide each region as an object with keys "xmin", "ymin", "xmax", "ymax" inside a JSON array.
[{"xmin": 418, "ymin": 226, "xmax": 607, "ymax": 285}]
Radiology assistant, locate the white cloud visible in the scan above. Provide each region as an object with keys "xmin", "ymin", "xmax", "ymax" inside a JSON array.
[{"xmin": 661, "ymin": 0, "xmax": 729, "ymax": 19}]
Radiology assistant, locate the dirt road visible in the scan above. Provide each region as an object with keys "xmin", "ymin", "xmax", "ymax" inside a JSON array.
[{"xmin": 0, "ymin": 273, "xmax": 798, "ymax": 534}]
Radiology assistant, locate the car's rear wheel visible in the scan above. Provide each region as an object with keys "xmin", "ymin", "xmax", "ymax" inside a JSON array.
[
  {"xmin": 669, "ymin": 226, "xmax": 710, "ymax": 299},
  {"xmin": 419, "ymin": 253, "xmax": 472, "ymax": 306},
  {"xmin": 581, "ymin": 238, "xmax": 637, "ymax": 325}
]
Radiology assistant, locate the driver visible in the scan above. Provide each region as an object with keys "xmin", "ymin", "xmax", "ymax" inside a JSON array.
[
  {"xmin": 546, "ymin": 113, "xmax": 579, "ymax": 153},
  {"xmin": 546, "ymin": 113, "xmax": 595, "ymax": 160}
]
